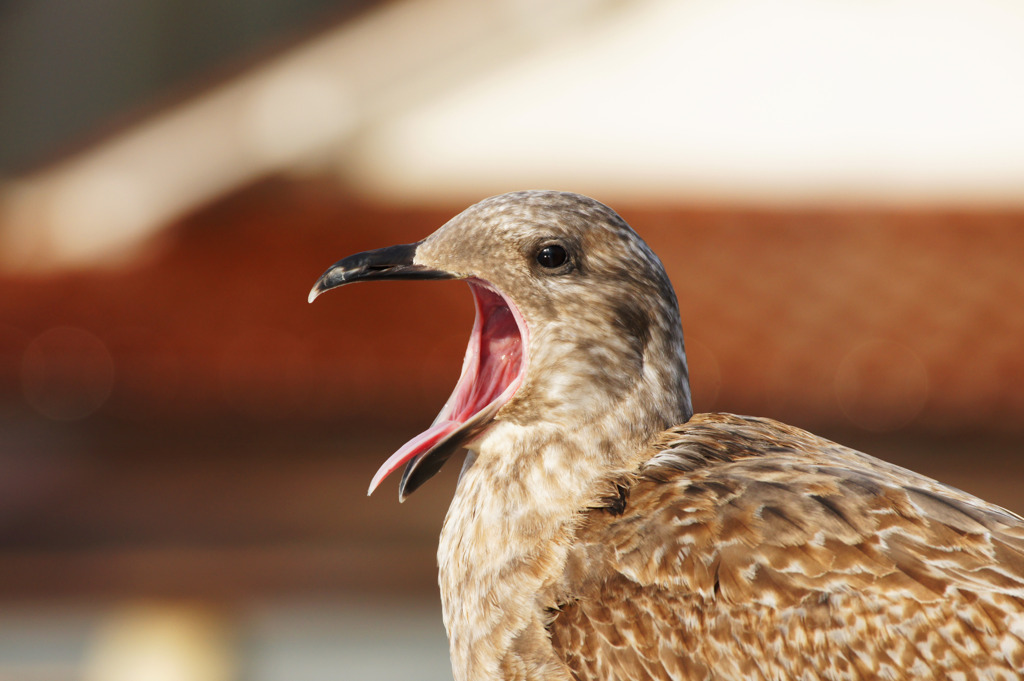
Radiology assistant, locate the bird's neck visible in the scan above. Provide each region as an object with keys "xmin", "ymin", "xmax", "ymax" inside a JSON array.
[{"xmin": 437, "ymin": 387, "xmax": 682, "ymax": 681}]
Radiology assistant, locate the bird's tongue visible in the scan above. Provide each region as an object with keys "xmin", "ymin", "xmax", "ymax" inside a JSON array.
[{"xmin": 368, "ymin": 282, "xmax": 526, "ymax": 494}]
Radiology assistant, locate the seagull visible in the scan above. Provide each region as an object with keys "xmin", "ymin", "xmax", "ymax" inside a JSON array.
[{"xmin": 309, "ymin": 191, "xmax": 1024, "ymax": 681}]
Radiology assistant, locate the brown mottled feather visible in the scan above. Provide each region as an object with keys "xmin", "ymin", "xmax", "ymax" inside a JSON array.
[{"xmin": 548, "ymin": 413, "xmax": 1024, "ymax": 680}]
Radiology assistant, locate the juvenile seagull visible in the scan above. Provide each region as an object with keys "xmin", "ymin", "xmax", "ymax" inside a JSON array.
[{"xmin": 309, "ymin": 191, "xmax": 1024, "ymax": 681}]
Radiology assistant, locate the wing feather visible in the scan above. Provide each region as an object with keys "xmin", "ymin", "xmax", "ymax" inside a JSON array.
[{"xmin": 547, "ymin": 413, "xmax": 1024, "ymax": 680}]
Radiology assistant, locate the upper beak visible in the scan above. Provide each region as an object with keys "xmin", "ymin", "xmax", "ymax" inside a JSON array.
[{"xmin": 308, "ymin": 242, "xmax": 455, "ymax": 303}]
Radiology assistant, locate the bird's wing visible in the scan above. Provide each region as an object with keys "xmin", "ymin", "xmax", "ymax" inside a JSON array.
[{"xmin": 546, "ymin": 413, "xmax": 1024, "ymax": 681}]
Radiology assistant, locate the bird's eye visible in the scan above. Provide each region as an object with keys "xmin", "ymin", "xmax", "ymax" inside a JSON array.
[{"xmin": 536, "ymin": 244, "xmax": 568, "ymax": 269}]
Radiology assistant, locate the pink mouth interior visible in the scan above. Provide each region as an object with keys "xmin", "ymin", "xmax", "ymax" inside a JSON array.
[{"xmin": 367, "ymin": 281, "xmax": 527, "ymax": 494}]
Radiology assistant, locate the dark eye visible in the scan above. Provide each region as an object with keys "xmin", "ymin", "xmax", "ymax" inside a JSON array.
[{"xmin": 536, "ymin": 244, "xmax": 568, "ymax": 268}]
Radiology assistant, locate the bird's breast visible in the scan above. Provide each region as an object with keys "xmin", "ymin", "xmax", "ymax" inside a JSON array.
[{"xmin": 437, "ymin": 427, "xmax": 601, "ymax": 681}]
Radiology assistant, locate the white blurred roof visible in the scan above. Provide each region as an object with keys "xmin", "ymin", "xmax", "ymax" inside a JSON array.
[{"xmin": 3, "ymin": 0, "xmax": 1024, "ymax": 271}]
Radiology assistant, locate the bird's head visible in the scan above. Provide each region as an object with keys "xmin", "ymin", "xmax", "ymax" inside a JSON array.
[{"xmin": 309, "ymin": 191, "xmax": 691, "ymax": 500}]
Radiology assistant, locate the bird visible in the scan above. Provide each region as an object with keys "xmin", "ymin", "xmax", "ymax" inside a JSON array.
[{"xmin": 309, "ymin": 191, "xmax": 1024, "ymax": 681}]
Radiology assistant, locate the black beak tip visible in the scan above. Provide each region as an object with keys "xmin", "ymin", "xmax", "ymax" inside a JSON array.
[
  {"xmin": 308, "ymin": 259, "xmax": 359, "ymax": 303},
  {"xmin": 307, "ymin": 279, "xmax": 329, "ymax": 304}
]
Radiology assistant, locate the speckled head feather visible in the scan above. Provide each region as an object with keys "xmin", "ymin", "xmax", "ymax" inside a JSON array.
[
  {"xmin": 416, "ymin": 191, "xmax": 691, "ymax": 426},
  {"xmin": 310, "ymin": 191, "xmax": 1024, "ymax": 681},
  {"xmin": 311, "ymin": 190, "xmax": 692, "ymax": 500}
]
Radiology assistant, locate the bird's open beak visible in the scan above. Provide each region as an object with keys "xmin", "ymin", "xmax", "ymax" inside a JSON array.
[
  {"xmin": 309, "ymin": 241, "xmax": 529, "ymax": 502},
  {"xmin": 307, "ymin": 242, "xmax": 455, "ymax": 303}
]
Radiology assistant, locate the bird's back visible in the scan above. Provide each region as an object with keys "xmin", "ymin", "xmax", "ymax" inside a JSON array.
[{"xmin": 547, "ymin": 413, "xmax": 1024, "ymax": 680}]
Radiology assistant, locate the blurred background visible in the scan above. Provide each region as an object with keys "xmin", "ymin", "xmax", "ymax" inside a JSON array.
[{"xmin": 1, "ymin": 0, "xmax": 1023, "ymax": 678}]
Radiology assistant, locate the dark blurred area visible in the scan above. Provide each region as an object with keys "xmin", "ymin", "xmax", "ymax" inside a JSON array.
[
  {"xmin": 1, "ymin": 0, "xmax": 1023, "ymax": 679},
  {"xmin": 0, "ymin": 0, "xmax": 372, "ymax": 174}
]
